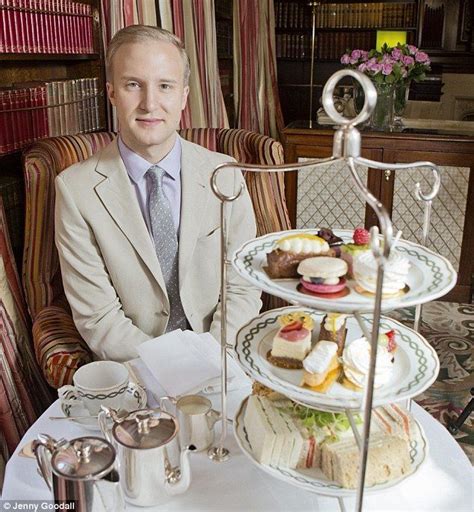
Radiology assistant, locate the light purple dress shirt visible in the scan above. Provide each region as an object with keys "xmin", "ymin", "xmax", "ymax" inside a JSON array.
[{"xmin": 118, "ymin": 135, "xmax": 182, "ymax": 235}]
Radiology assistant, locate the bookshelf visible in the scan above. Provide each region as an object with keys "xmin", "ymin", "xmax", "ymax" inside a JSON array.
[
  {"xmin": 275, "ymin": 0, "xmax": 421, "ymax": 124},
  {"xmin": 0, "ymin": 0, "xmax": 106, "ymax": 267},
  {"xmin": 215, "ymin": 0, "xmax": 234, "ymax": 126}
]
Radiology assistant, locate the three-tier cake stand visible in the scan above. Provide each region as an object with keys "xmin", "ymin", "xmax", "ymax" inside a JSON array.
[{"xmin": 207, "ymin": 70, "xmax": 457, "ymax": 512}]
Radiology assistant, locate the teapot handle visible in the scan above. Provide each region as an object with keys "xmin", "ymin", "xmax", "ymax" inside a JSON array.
[
  {"xmin": 159, "ymin": 395, "xmax": 177, "ymax": 413},
  {"xmin": 98, "ymin": 407, "xmax": 114, "ymax": 445},
  {"xmin": 32, "ymin": 434, "xmax": 59, "ymax": 491}
]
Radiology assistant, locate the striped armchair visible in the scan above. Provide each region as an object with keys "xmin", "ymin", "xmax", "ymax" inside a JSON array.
[{"xmin": 22, "ymin": 129, "xmax": 290, "ymax": 388}]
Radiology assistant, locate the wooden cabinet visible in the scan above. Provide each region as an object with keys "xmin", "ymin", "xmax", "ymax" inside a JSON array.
[{"xmin": 282, "ymin": 123, "xmax": 474, "ymax": 302}]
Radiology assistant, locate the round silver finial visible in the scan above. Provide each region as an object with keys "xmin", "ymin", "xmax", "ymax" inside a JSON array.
[{"xmin": 322, "ymin": 70, "xmax": 377, "ymax": 127}]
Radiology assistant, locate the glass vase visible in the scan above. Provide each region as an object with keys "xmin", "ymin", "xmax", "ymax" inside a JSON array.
[
  {"xmin": 393, "ymin": 81, "xmax": 411, "ymax": 129},
  {"xmin": 370, "ymin": 82, "xmax": 395, "ymax": 132}
]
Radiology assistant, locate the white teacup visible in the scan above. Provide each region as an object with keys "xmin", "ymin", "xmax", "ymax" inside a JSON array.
[{"xmin": 59, "ymin": 361, "xmax": 129, "ymax": 416}]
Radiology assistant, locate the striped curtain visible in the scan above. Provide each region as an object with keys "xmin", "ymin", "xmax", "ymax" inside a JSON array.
[
  {"xmin": 100, "ymin": 0, "xmax": 158, "ymax": 130},
  {"xmin": 233, "ymin": 0, "xmax": 284, "ymax": 140},
  {"xmin": 159, "ymin": 0, "xmax": 229, "ymax": 128},
  {"xmin": 0, "ymin": 199, "xmax": 53, "ymax": 463}
]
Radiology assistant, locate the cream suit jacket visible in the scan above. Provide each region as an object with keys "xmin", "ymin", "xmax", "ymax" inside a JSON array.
[{"xmin": 55, "ymin": 137, "xmax": 262, "ymax": 361}]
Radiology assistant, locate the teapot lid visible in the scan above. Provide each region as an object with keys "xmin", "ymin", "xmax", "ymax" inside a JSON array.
[
  {"xmin": 113, "ymin": 408, "xmax": 178, "ymax": 449},
  {"xmin": 52, "ymin": 437, "xmax": 115, "ymax": 479}
]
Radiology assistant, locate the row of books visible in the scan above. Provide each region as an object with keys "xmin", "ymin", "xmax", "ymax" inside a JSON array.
[
  {"xmin": 276, "ymin": 34, "xmax": 311, "ymax": 59},
  {"xmin": 0, "ymin": 0, "xmax": 94, "ymax": 54},
  {"xmin": 0, "ymin": 77, "xmax": 102, "ymax": 154},
  {"xmin": 275, "ymin": 1, "xmax": 311, "ymax": 30},
  {"xmin": 315, "ymin": 2, "xmax": 417, "ymax": 29},
  {"xmin": 275, "ymin": 1, "xmax": 416, "ymax": 30},
  {"xmin": 316, "ymin": 30, "xmax": 414, "ymax": 60}
]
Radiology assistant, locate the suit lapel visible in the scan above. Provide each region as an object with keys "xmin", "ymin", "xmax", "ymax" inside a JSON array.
[
  {"xmin": 178, "ymin": 139, "xmax": 211, "ymax": 287},
  {"xmin": 94, "ymin": 140, "xmax": 168, "ymax": 296}
]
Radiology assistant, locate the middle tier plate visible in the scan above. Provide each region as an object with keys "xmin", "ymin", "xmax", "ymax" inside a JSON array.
[{"xmin": 234, "ymin": 306, "xmax": 440, "ymax": 411}]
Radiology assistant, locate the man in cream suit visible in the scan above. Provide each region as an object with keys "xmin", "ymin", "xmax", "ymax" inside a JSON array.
[{"xmin": 55, "ymin": 25, "xmax": 261, "ymax": 362}]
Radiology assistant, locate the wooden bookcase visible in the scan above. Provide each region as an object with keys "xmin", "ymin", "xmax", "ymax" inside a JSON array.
[
  {"xmin": 276, "ymin": 0, "xmax": 474, "ymax": 125},
  {"xmin": 275, "ymin": 0, "xmax": 421, "ymax": 124},
  {"xmin": 0, "ymin": 0, "xmax": 106, "ymax": 267}
]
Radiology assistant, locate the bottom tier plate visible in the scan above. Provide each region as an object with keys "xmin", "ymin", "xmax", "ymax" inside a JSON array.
[{"xmin": 234, "ymin": 396, "xmax": 428, "ymax": 498}]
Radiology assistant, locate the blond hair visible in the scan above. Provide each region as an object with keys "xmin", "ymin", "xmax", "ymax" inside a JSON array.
[{"xmin": 106, "ymin": 25, "xmax": 190, "ymax": 86}]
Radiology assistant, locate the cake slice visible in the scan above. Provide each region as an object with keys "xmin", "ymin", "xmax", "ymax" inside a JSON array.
[
  {"xmin": 268, "ymin": 312, "xmax": 314, "ymax": 369},
  {"xmin": 318, "ymin": 313, "xmax": 348, "ymax": 356},
  {"xmin": 266, "ymin": 233, "xmax": 333, "ymax": 279}
]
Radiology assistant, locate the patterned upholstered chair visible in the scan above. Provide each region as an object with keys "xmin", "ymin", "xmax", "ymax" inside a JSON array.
[{"xmin": 22, "ymin": 129, "xmax": 290, "ymax": 388}]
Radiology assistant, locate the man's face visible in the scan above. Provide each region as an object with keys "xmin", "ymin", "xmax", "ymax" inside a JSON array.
[{"xmin": 106, "ymin": 40, "xmax": 189, "ymax": 161}]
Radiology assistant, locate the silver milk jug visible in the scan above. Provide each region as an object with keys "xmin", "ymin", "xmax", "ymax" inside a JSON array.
[
  {"xmin": 98, "ymin": 407, "xmax": 196, "ymax": 507},
  {"xmin": 33, "ymin": 434, "xmax": 125, "ymax": 512}
]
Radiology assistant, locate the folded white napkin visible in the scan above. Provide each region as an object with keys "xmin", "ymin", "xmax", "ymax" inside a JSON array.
[{"xmin": 136, "ymin": 330, "xmax": 250, "ymax": 397}]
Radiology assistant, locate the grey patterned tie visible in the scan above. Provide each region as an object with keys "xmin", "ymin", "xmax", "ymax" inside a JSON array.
[{"xmin": 147, "ymin": 165, "xmax": 187, "ymax": 331}]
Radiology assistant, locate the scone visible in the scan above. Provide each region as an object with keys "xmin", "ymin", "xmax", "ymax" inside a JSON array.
[
  {"xmin": 266, "ymin": 233, "xmax": 333, "ymax": 278},
  {"xmin": 267, "ymin": 311, "xmax": 314, "ymax": 369},
  {"xmin": 297, "ymin": 257, "xmax": 348, "ymax": 295}
]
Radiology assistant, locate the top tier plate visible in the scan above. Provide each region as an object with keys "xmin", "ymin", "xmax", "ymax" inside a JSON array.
[{"xmin": 232, "ymin": 229, "xmax": 456, "ymax": 314}]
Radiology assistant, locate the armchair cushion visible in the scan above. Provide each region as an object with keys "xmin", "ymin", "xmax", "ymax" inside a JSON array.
[{"xmin": 33, "ymin": 306, "xmax": 93, "ymax": 388}]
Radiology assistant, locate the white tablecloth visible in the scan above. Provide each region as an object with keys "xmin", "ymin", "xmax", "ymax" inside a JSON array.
[{"xmin": 2, "ymin": 363, "xmax": 473, "ymax": 511}]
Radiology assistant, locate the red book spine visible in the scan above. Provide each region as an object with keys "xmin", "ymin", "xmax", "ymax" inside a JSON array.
[
  {"xmin": 6, "ymin": 0, "xmax": 16, "ymax": 52},
  {"xmin": 18, "ymin": 0, "xmax": 27, "ymax": 52},
  {"xmin": 58, "ymin": 0, "xmax": 64, "ymax": 53},
  {"xmin": 43, "ymin": 0, "xmax": 51, "ymax": 53},
  {"xmin": 47, "ymin": 0, "xmax": 56, "ymax": 53},
  {"xmin": 87, "ymin": 3, "xmax": 93, "ymax": 53},
  {"xmin": 24, "ymin": 0, "xmax": 32, "ymax": 52},
  {"xmin": 66, "ymin": 0, "xmax": 72, "ymax": 53},
  {"xmin": 50, "ymin": 0, "xmax": 58, "ymax": 52},
  {"xmin": 10, "ymin": 90, "xmax": 19, "ymax": 150},
  {"xmin": 64, "ymin": 0, "xmax": 71, "ymax": 53},
  {"xmin": 60, "ymin": 0, "xmax": 66, "ymax": 53},
  {"xmin": 14, "ymin": 0, "xmax": 25, "ymax": 52},
  {"xmin": 71, "ymin": 1, "xmax": 78, "ymax": 53},
  {"xmin": 0, "ymin": 92, "xmax": 7, "ymax": 154},
  {"xmin": 23, "ymin": 89, "xmax": 32, "ymax": 144},
  {"xmin": 37, "ymin": 0, "xmax": 49, "ymax": 53},
  {"xmin": 30, "ymin": 0, "xmax": 39, "ymax": 52},
  {"xmin": 0, "ymin": 0, "xmax": 7, "ymax": 52},
  {"xmin": 37, "ymin": 87, "xmax": 45, "ymax": 140},
  {"xmin": 78, "ymin": 2, "xmax": 84, "ymax": 53}
]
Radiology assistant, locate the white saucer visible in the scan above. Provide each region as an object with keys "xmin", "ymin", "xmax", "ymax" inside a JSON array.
[{"xmin": 59, "ymin": 383, "xmax": 147, "ymax": 430}]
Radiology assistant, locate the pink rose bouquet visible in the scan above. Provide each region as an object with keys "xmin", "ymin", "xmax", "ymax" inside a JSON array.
[{"xmin": 340, "ymin": 43, "xmax": 431, "ymax": 85}]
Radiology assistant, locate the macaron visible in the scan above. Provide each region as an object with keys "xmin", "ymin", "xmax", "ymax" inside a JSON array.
[{"xmin": 297, "ymin": 257, "xmax": 348, "ymax": 294}]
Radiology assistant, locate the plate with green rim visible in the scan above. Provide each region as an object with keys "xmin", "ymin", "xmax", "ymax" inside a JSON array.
[
  {"xmin": 234, "ymin": 306, "xmax": 440, "ymax": 411},
  {"xmin": 232, "ymin": 229, "xmax": 456, "ymax": 314},
  {"xmin": 234, "ymin": 395, "xmax": 428, "ymax": 497}
]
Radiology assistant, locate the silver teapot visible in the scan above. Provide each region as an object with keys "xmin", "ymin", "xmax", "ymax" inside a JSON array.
[
  {"xmin": 98, "ymin": 407, "xmax": 195, "ymax": 507},
  {"xmin": 33, "ymin": 434, "xmax": 124, "ymax": 512}
]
